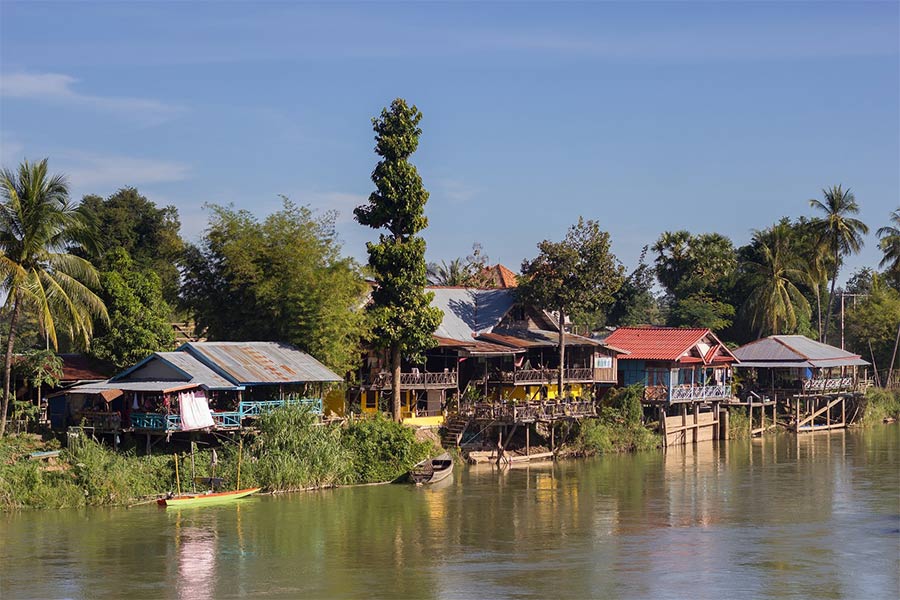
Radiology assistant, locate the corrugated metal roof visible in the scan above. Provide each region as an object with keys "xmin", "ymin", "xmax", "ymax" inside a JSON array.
[
  {"xmin": 433, "ymin": 336, "xmax": 522, "ymax": 355},
  {"xmin": 428, "ymin": 288, "xmax": 517, "ymax": 341},
  {"xmin": 733, "ymin": 336, "xmax": 868, "ymax": 367},
  {"xmin": 180, "ymin": 342, "xmax": 342, "ymax": 384},
  {"xmin": 603, "ymin": 327, "xmax": 729, "ymax": 362},
  {"xmin": 67, "ymin": 381, "xmax": 200, "ymax": 394},
  {"xmin": 479, "ymin": 329, "xmax": 602, "ymax": 349},
  {"xmin": 154, "ymin": 352, "xmax": 239, "ymax": 390}
]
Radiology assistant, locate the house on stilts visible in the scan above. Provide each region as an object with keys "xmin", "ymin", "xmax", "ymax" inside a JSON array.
[
  {"xmin": 732, "ymin": 335, "xmax": 870, "ymax": 433},
  {"xmin": 600, "ymin": 326, "xmax": 738, "ymax": 446}
]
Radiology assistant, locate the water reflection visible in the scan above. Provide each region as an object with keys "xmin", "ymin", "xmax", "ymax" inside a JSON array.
[{"xmin": 1, "ymin": 426, "xmax": 897, "ymax": 599}]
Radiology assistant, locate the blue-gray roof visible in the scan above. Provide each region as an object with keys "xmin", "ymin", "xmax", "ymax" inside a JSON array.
[
  {"xmin": 429, "ymin": 288, "xmax": 517, "ymax": 341},
  {"xmin": 179, "ymin": 341, "xmax": 342, "ymax": 384},
  {"xmin": 734, "ymin": 335, "xmax": 869, "ymax": 368},
  {"xmin": 111, "ymin": 351, "xmax": 241, "ymax": 390}
]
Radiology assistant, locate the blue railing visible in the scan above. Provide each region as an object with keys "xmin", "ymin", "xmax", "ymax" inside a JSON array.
[
  {"xmin": 212, "ymin": 411, "xmax": 242, "ymax": 428},
  {"xmin": 131, "ymin": 412, "xmax": 167, "ymax": 430},
  {"xmin": 130, "ymin": 398, "xmax": 323, "ymax": 431},
  {"xmin": 239, "ymin": 398, "xmax": 322, "ymax": 416}
]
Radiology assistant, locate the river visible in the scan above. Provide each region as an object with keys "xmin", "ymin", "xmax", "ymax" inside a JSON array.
[{"xmin": 2, "ymin": 425, "xmax": 898, "ymax": 599}]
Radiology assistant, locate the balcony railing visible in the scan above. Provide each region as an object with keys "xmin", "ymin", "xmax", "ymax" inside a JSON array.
[
  {"xmin": 130, "ymin": 398, "xmax": 324, "ymax": 431},
  {"xmin": 369, "ymin": 371, "xmax": 458, "ymax": 389},
  {"xmin": 801, "ymin": 377, "xmax": 856, "ymax": 394},
  {"xmin": 642, "ymin": 384, "xmax": 733, "ymax": 403},
  {"xmin": 493, "ymin": 368, "xmax": 595, "ymax": 385},
  {"xmin": 459, "ymin": 398, "xmax": 596, "ymax": 422}
]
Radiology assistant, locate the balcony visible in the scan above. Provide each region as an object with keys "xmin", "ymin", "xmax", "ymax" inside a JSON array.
[
  {"xmin": 492, "ymin": 368, "xmax": 595, "ymax": 385},
  {"xmin": 801, "ymin": 377, "xmax": 857, "ymax": 395},
  {"xmin": 459, "ymin": 397, "xmax": 596, "ymax": 422},
  {"xmin": 643, "ymin": 384, "xmax": 733, "ymax": 404},
  {"xmin": 368, "ymin": 370, "xmax": 458, "ymax": 390}
]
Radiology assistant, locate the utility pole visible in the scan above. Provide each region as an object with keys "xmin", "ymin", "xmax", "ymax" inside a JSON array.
[{"xmin": 840, "ymin": 292, "xmax": 868, "ymax": 350}]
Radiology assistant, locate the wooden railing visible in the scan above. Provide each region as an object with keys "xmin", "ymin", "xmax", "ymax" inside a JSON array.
[
  {"xmin": 459, "ymin": 398, "xmax": 596, "ymax": 422},
  {"xmin": 493, "ymin": 368, "xmax": 595, "ymax": 385},
  {"xmin": 368, "ymin": 371, "xmax": 458, "ymax": 389}
]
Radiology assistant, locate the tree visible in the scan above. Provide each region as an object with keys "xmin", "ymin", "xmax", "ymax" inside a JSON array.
[
  {"xmin": 80, "ymin": 187, "xmax": 184, "ymax": 305},
  {"xmin": 608, "ymin": 246, "xmax": 662, "ymax": 326},
  {"xmin": 427, "ymin": 258, "xmax": 469, "ymax": 286},
  {"xmin": 877, "ymin": 208, "xmax": 900, "ymax": 288},
  {"xmin": 845, "ymin": 275, "xmax": 900, "ymax": 383},
  {"xmin": 181, "ymin": 200, "xmax": 369, "ymax": 376},
  {"xmin": 90, "ymin": 248, "xmax": 175, "ymax": 369},
  {"xmin": 809, "ymin": 185, "xmax": 869, "ymax": 343},
  {"xmin": 0, "ymin": 159, "xmax": 107, "ymax": 435},
  {"xmin": 669, "ymin": 293, "xmax": 736, "ymax": 331},
  {"xmin": 740, "ymin": 222, "xmax": 811, "ymax": 337},
  {"xmin": 518, "ymin": 218, "xmax": 625, "ymax": 398},
  {"xmin": 354, "ymin": 99, "xmax": 442, "ymax": 421}
]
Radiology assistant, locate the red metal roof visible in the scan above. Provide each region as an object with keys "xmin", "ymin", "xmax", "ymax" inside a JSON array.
[{"xmin": 603, "ymin": 327, "xmax": 713, "ymax": 362}]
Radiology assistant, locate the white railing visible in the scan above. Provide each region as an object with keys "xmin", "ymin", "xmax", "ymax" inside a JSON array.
[
  {"xmin": 801, "ymin": 377, "xmax": 855, "ymax": 393},
  {"xmin": 670, "ymin": 384, "xmax": 732, "ymax": 402}
]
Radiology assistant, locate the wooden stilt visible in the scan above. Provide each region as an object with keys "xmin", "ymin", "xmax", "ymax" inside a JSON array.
[{"xmin": 526, "ymin": 425, "xmax": 530, "ymax": 457}]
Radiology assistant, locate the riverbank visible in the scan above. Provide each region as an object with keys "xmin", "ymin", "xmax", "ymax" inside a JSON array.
[
  {"xmin": 0, "ymin": 407, "xmax": 435, "ymax": 511},
  {"xmin": 3, "ymin": 388, "xmax": 898, "ymax": 511}
]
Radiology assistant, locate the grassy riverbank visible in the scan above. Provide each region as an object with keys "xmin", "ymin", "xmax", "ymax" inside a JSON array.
[
  {"xmin": 859, "ymin": 388, "xmax": 900, "ymax": 426},
  {"xmin": 571, "ymin": 386, "xmax": 661, "ymax": 455},
  {"xmin": 0, "ymin": 407, "xmax": 434, "ymax": 511}
]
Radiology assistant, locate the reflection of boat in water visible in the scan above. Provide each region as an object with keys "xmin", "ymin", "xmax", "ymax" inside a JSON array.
[
  {"xmin": 158, "ymin": 487, "xmax": 261, "ymax": 508},
  {"xmin": 409, "ymin": 453, "xmax": 453, "ymax": 485}
]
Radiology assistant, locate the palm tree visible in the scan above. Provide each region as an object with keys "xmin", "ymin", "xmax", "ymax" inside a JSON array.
[
  {"xmin": 742, "ymin": 223, "xmax": 811, "ymax": 337},
  {"xmin": 877, "ymin": 208, "xmax": 900, "ymax": 274},
  {"xmin": 809, "ymin": 185, "xmax": 869, "ymax": 344},
  {"xmin": 427, "ymin": 258, "xmax": 470, "ymax": 286},
  {"xmin": 0, "ymin": 159, "xmax": 107, "ymax": 435}
]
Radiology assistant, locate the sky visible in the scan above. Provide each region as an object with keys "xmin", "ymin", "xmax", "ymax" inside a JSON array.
[{"xmin": 1, "ymin": 1, "xmax": 898, "ymax": 282}]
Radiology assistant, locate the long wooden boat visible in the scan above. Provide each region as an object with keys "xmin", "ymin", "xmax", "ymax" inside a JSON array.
[
  {"xmin": 157, "ymin": 487, "xmax": 261, "ymax": 508},
  {"xmin": 409, "ymin": 453, "xmax": 453, "ymax": 485}
]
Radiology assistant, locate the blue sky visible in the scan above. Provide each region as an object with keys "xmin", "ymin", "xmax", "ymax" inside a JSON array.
[{"xmin": 1, "ymin": 1, "xmax": 897, "ymax": 280}]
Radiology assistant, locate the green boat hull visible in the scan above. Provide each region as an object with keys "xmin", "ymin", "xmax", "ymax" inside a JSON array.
[{"xmin": 158, "ymin": 487, "xmax": 261, "ymax": 508}]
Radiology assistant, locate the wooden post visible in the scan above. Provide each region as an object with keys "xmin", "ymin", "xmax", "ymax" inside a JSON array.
[
  {"xmin": 660, "ymin": 406, "xmax": 668, "ymax": 448},
  {"xmin": 174, "ymin": 453, "xmax": 181, "ymax": 496},
  {"xmin": 841, "ymin": 396, "xmax": 846, "ymax": 427},
  {"xmin": 826, "ymin": 397, "xmax": 831, "ymax": 428},
  {"xmin": 693, "ymin": 402, "xmax": 699, "ymax": 444},
  {"xmin": 526, "ymin": 425, "xmax": 530, "ymax": 457}
]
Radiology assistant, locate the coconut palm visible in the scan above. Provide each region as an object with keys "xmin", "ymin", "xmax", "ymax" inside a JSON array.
[
  {"xmin": 809, "ymin": 185, "xmax": 869, "ymax": 344},
  {"xmin": 427, "ymin": 258, "xmax": 470, "ymax": 286},
  {"xmin": 877, "ymin": 208, "xmax": 900, "ymax": 274},
  {"xmin": 742, "ymin": 223, "xmax": 811, "ymax": 337},
  {"xmin": 0, "ymin": 159, "xmax": 107, "ymax": 435}
]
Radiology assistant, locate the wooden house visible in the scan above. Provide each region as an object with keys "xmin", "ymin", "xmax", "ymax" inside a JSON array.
[
  {"xmin": 50, "ymin": 342, "xmax": 341, "ymax": 436},
  {"xmin": 350, "ymin": 287, "xmax": 626, "ymax": 425}
]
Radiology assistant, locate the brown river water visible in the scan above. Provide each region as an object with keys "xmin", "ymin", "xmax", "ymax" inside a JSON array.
[{"xmin": 2, "ymin": 425, "xmax": 898, "ymax": 599}]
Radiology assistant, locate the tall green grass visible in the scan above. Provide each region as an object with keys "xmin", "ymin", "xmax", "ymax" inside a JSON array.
[
  {"xmin": 1, "ymin": 404, "xmax": 434, "ymax": 511},
  {"xmin": 859, "ymin": 388, "xmax": 900, "ymax": 426}
]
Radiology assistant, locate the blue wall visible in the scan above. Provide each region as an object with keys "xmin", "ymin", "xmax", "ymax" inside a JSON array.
[{"xmin": 620, "ymin": 360, "xmax": 647, "ymax": 386}]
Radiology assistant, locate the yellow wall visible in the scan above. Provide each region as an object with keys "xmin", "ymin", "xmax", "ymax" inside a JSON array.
[
  {"xmin": 489, "ymin": 383, "xmax": 589, "ymax": 401},
  {"xmin": 324, "ymin": 389, "xmax": 345, "ymax": 416}
]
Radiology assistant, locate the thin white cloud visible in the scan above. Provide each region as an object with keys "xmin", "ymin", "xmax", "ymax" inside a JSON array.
[
  {"xmin": 432, "ymin": 178, "xmax": 478, "ymax": 205},
  {"xmin": 57, "ymin": 151, "xmax": 190, "ymax": 189},
  {"xmin": 291, "ymin": 190, "xmax": 368, "ymax": 224},
  {"xmin": 0, "ymin": 72, "xmax": 183, "ymax": 125}
]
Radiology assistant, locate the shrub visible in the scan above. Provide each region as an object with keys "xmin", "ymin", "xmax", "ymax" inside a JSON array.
[
  {"xmin": 341, "ymin": 415, "xmax": 432, "ymax": 484},
  {"xmin": 859, "ymin": 388, "xmax": 900, "ymax": 426}
]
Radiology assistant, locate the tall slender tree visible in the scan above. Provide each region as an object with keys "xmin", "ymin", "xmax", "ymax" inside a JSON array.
[
  {"xmin": 809, "ymin": 185, "xmax": 869, "ymax": 344},
  {"xmin": 877, "ymin": 208, "xmax": 900, "ymax": 283},
  {"xmin": 0, "ymin": 159, "xmax": 107, "ymax": 435},
  {"xmin": 519, "ymin": 218, "xmax": 624, "ymax": 399},
  {"xmin": 741, "ymin": 223, "xmax": 811, "ymax": 336},
  {"xmin": 354, "ymin": 99, "xmax": 442, "ymax": 421}
]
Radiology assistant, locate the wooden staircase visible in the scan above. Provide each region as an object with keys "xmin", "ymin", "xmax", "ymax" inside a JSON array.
[{"xmin": 441, "ymin": 416, "xmax": 471, "ymax": 448}]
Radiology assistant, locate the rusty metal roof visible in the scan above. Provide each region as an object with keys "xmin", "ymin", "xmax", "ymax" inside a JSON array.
[
  {"xmin": 603, "ymin": 327, "xmax": 735, "ymax": 362},
  {"xmin": 479, "ymin": 329, "xmax": 603, "ymax": 349},
  {"xmin": 179, "ymin": 341, "xmax": 342, "ymax": 384},
  {"xmin": 434, "ymin": 336, "xmax": 522, "ymax": 355}
]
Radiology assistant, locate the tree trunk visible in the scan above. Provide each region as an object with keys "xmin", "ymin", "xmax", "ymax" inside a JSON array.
[
  {"xmin": 558, "ymin": 308, "xmax": 566, "ymax": 401},
  {"xmin": 815, "ymin": 286, "xmax": 822, "ymax": 342},
  {"xmin": 823, "ymin": 249, "xmax": 838, "ymax": 344},
  {"xmin": 391, "ymin": 343, "xmax": 402, "ymax": 423},
  {"xmin": 1, "ymin": 291, "xmax": 23, "ymax": 437}
]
